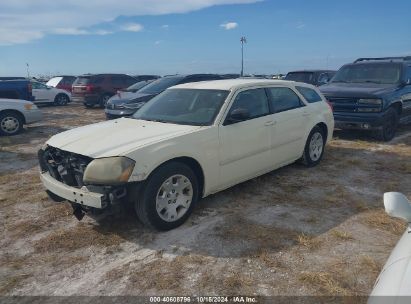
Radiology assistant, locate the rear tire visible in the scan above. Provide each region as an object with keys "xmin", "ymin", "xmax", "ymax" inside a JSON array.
[
  {"xmin": 301, "ymin": 126, "xmax": 325, "ymax": 167},
  {"xmin": 99, "ymin": 94, "xmax": 111, "ymax": 108},
  {"xmin": 135, "ymin": 162, "xmax": 199, "ymax": 231},
  {"xmin": 375, "ymin": 107, "xmax": 398, "ymax": 142},
  {"xmin": 0, "ymin": 111, "xmax": 23, "ymax": 136},
  {"xmin": 54, "ymin": 94, "xmax": 69, "ymax": 106}
]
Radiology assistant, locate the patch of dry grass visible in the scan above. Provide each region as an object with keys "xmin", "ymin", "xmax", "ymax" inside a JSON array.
[
  {"xmin": 33, "ymin": 223, "xmax": 124, "ymax": 252},
  {"xmin": 253, "ymin": 249, "xmax": 284, "ymax": 269},
  {"xmin": 363, "ymin": 209, "xmax": 406, "ymax": 235},
  {"xmin": 296, "ymin": 233, "xmax": 322, "ymax": 250},
  {"xmin": 299, "ymin": 271, "xmax": 351, "ymax": 296},
  {"xmin": 0, "ymin": 274, "xmax": 30, "ymax": 294},
  {"xmin": 359, "ymin": 255, "xmax": 381, "ymax": 276},
  {"xmin": 331, "ymin": 230, "xmax": 354, "ymax": 241}
]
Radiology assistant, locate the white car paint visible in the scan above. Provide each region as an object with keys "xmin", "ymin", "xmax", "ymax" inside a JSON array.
[
  {"xmin": 369, "ymin": 193, "xmax": 411, "ymax": 301},
  {"xmin": 32, "ymin": 81, "xmax": 71, "ymax": 104},
  {"xmin": 44, "ymin": 79, "xmax": 334, "ymax": 198},
  {"xmin": 0, "ymin": 98, "xmax": 42, "ymax": 135}
]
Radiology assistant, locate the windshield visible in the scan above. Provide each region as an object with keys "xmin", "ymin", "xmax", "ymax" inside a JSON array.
[
  {"xmin": 285, "ymin": 72, "xmax": 314, "ymax": 83},
  {"xmin": 138, "ymin": 76, "xmax": 184, "ymax": 94},
  {"xmin": 331, "ymin": 63, "xmax": 402, "ymax": 84},
  {"xmin": 133, "ymin": 89, "xmax": 229, "ymax": 126},
  {"xmin": 125, "ymin": 80, "xmax": 151, "ymax": 92}
]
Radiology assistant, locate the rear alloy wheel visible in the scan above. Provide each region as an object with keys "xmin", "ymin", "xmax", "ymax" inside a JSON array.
[
  {"xmin": 301, "ymin": 126, "xmax": 325, "ymax": 167},
  {"xmin": 0, "ymin": 111, "xmax": 23, "ymax": 136},
  {"xmin": 135, "ymin": 162, "xmax": 198, "ymax": 230},
  {"xmin": 54, "ymin": 94, "xmax": 69, "ymax": 106},
  {"xmin": 100, "ymin": 94, "xmax": 111, "ymax": 108},
  {"xmin": 376, "ymin": 108, "xmax": 398, "ymax": 142}
]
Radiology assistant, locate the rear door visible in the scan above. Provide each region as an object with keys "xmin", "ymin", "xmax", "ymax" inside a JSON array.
[
  {"xmin": 218, "ymin": 88, "xmax": 273, "ymax": 188},
  {"xmin": 32, "ymin": 82, "xmax": 54, "ymax": 103},
  {"xmin": 266, "ymin": 86, "xmax": 309, "ymax": 166}
]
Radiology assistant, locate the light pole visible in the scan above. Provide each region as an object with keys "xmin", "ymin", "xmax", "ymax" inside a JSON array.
[
  {"xmin": 240, "ymin": 36, "xmax": 247, "ymax": 77},
  {"xmin": 26, "ymin": 63, "xmax": 30, "ymax": 79}
]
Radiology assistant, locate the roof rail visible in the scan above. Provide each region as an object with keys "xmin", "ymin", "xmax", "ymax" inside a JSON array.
[{"xmin": 354, "ymin": 56, "xmax": 411, "ymax": 63}]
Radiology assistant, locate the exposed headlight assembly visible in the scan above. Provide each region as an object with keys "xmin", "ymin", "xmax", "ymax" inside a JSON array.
[
  {"xmin": 83, "ymin": 157, "xmax": 135, "ymax": 185},
  {"xmin": 357, "ymin": 98, "xmax": 382, "ymax": 112}
]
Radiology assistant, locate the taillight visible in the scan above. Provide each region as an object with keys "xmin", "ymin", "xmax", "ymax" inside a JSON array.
[
  {"xmin": 326, "ymin": 100, "xmax": 333, "ymax": 112},
  {"xmin": 86, "ymin": 84, "xmax": 94, "ymax": 92}
]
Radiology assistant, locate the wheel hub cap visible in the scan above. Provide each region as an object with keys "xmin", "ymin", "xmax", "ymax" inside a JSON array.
[
  {"xmin": 156, "ymin": 174, "xmax": 193, "ymax": 222},
  {"xmin": 1, "ymin": 117, "xmax": 19, "ymax": 133},
  {"xmin": 309, "ymin": 132, "xmax": 323, "ymax": 161}
]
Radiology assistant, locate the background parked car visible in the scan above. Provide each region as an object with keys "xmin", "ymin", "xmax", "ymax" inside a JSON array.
[
  {"xmin": 46, "ymin": 76, "xmax": 76, "ymax": 93},
  {"xmin": 32, "ymin": 81, "xmax": 71, "ymax": 106},
  {"xmin": 0, "ymin": 79, "xmax": 34, "ymax": 101},
  {"xmin": 320, "ymin": 57, "xmax": 411, "ymax": 141},
  {"xmin": 0, "ymin": 98, "xmax": 42, "ymax": 135},
  {"xmin": 72, "ymin": 74, "xmax": 138, "ymax": 108},
  {"xmin": 105, "ymin": 74, "xmax": 224, "ymax": 119},
  {"xmin": 285, "ymin": 70, "xmax": 336, "ymax": 86}
]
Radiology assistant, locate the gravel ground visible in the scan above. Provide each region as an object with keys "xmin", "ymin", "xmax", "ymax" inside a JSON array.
[{"xmin": 0, "ymin": 103, "xmax": 410, "ymax": 297}]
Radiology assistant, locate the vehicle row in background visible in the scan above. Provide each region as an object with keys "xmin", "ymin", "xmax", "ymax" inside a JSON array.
[
  {"xmin": 105, "ymin": 74, "xmax": 225, "ymax": 119},
  {"xmin": 285, "ymin": 70, "xmax": 336, "ymax": 86}
]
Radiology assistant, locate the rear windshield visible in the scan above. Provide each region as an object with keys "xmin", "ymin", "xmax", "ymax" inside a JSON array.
[
  {"xmin": 138, "ymin": 76, "xmax": 185, "ymax": 95},
  {"xmin": 285, "ymin": 72, "xmax": 314, "ymax": 83},
  {"xmin": 73, "ymin": 76, "xmax": 104, "ymax": 85}
]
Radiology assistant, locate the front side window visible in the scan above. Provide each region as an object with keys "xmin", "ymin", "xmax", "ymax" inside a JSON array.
[
  {"xmin": 296, "ymin": 86, "xmax": 322, "ymax": 103},
  {"xmin": 267, "ymin": 87, "xmax": 303, "ymax": 112},
  {"xmin": 32, "ymin": 82, "xmax": 46, "ymax": 89},
  {"xmin": 133, "ymin": 89, "xmax": 229, "ymax": 126},
  {"xmin": 227, "ymin": 88, "xmax": 270, "ymax": 121}
]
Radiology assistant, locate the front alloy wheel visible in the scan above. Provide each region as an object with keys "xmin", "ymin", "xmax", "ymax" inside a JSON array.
[
  {"xmin": 135, "ymin": 162, "xmax": 198, "ymax": 230},
  {"xmin": 302, "ymin": 126, "xmax": 325, "ymax": 167},
  {"xmin": 0, "ymin": 112, "xmax": 23, "ymax": 136}
]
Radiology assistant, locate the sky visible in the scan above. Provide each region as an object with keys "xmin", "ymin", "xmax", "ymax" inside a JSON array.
[{"xmin": 0, "ymin": 0, "xmax": 410, "ymax": 77}]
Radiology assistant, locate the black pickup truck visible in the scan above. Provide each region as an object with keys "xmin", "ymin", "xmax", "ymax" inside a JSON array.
[{"xmin": 320, "ymin": 57, "xmax": 411, "ymax": 141}]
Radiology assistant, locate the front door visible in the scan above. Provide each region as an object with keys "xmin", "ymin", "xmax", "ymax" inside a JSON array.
[{"xmin": 218, "ymin": 88, "xmax": 273, "ymax": 188}]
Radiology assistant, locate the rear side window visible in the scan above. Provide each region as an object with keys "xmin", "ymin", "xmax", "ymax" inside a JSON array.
[
  {"xmin": 295, "ymin": 86, "xmax": 323, "ymax": 103},
  {"xmin": 267, "ymin": 87, "xmax": 303, "ymax": 113}
]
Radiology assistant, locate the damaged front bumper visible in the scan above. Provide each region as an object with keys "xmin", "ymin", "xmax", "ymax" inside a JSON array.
[{"xmin": 40, "ymin": 172, "xmax": 108, "ymax": 209}]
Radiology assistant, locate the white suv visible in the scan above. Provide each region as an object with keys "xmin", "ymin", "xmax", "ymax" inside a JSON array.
[{"xmin": 38, "ymin": 79, "xmax": 334, "ymax": 230}]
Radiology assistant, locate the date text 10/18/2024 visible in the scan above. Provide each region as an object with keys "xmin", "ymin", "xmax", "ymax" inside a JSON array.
[{"xmin": 149, "ymin": 296, "xmax": 258, "ymax": 303}]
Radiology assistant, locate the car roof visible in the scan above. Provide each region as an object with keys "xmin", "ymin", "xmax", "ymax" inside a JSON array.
[
  {"xmin": 172, "ymin": 79, "xmax": 297, "ymax": 91},
  {"xmin": 287, "ymin": 70, "xmax": 336, "ymax": 73}
]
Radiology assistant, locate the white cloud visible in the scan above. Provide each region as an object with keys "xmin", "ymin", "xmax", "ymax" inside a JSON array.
[
  {"xmin": 53, "ymin": 28, "xmax": 90, "ymax": 35},
  {"xmin": 155, "ymin": 40, "xmax": 162, "ymax": 45},
  {"xmin": 220, "ymin": 22, "xmax": 238, "ymax": 30},
  {"xmin": 296, "ymin": 22, "xmax": 306, "ymax": 29},
  {"xmin": 0, "ymin": 0, "xmax": 260, "ymax": 45},
  {"xmin": 161, "ymin": 24, "xmax": 169, "ymax": 29},
  {"xmin": 121, "ymin": 23, "xmax": 144, "ymax": 32}
]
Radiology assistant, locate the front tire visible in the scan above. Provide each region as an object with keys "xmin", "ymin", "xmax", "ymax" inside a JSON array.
[
  {"xmin": 376, "ymin": 107, "xmax": 398, "ymax": 142},
  {"xmin": 99, "ymin": 94, "xmax": 111, "ymax": 108},
  {"xmin": 135, "ymin": 162, "xmax": 199, "ymax": 231},
  {"xmin": 0, "ymin": 111, "xmax": 23, "ymax": 136},
  {"xmin": 54, "ymin": 94, "xmax": 69, "ymax": 106},
  {"xmin": 301, "ymin": 126, "xmax": 325, "ymax": 167}
]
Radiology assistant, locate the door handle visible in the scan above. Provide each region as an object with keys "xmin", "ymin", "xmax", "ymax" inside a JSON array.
[
  {"xmin": 264, "ymin": 121, "xmax": 276, "ymax": 126},
  {"xmin": 302, "ymin": 111, "xmax": 310, "ymax": 116}
]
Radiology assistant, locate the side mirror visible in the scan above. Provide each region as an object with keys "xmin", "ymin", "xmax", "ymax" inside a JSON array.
[
  {"xmin": 225, "ymin": 108, "xmax": 250, "ymax": 125},
  {"xmin": 384, "ymin": 192, "xmax": 411, "ymax": 223}
]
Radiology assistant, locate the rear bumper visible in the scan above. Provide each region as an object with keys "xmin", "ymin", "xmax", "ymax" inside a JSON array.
[
  {"xmin": 40, "ymin": 172, "xmax": 107, "ymax": 209},
  {"xmin": 72, "ymin": 94, "xmax": 100, "ymax": 105},
  {"xmin": 334, "ymin": 112, "xmax": 385, "ymax": 130}
]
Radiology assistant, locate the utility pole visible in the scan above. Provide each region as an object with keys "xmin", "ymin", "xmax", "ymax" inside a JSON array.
[
  {"xmin": 26, "ymin": 63, "xmax": 30, "ymax": 79},
  {"xmin": 240, "ymin": 36, "xmax": 247, "ymax": 77}
]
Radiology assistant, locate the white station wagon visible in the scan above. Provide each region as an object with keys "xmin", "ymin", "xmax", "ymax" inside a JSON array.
[{"xmin": 38, "ymin": 79, "xmax": 334, "ymax": 230}]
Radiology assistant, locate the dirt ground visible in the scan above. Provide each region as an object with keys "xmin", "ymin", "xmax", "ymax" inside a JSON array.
[{"xmin": 0, "ymin": 103, "xmax": 410, "ymax": 297}]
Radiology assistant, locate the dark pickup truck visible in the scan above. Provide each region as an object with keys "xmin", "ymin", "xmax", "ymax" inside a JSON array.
[
  {"xmin": 320, "ymin": 57, "xmax": 411, "ymax": 141},
  {"xmin": 0, "ymin": 79, "xmax": 35, "ymax": 101}
]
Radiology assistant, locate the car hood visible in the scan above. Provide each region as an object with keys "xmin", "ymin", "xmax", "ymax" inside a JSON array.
[
  {"xmin": 108, "ymin": 92, "xmax": 155, "ymax": 104},
  {"xmin": 46, "ymin": 118, "xmax": 202, "ymax": 158},
  {"xmin": 320, "ymin": 82, "xmax": 397, "ymax": 98}
]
